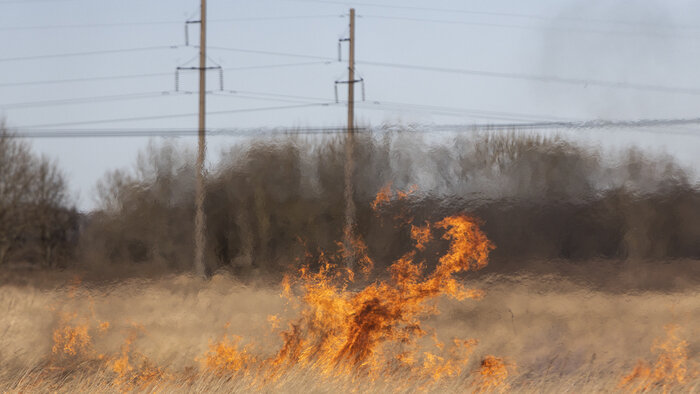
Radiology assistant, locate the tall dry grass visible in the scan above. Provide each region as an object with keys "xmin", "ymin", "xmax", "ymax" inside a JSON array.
[{"xmin": 1, "ymin": 272, "xmax": 697, "ymax": 392}]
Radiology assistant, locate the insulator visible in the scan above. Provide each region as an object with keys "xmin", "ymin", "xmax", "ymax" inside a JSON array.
[
  {"xmin": 334, "ymin": 83, "xmax": 339, "ymax": 103},
  {"xmin": 361, "ymin": 79, "xmax": 366, "ymax": 101},
  {"xmin": 218, "ymin": 68, "xmax": 224, "ymax": 90},
  {"xmin": 175, "ymin": 70, "xmax": 180, "ymax": 92},
  {"xmin": 338, "ymin": 41, "xmax": 342, "ymax": 62}
]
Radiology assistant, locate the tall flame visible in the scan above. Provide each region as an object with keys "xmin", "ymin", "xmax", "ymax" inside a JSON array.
[{"xmin": 201, "ymin": 211, "xmax": 498, "ymax": 388}]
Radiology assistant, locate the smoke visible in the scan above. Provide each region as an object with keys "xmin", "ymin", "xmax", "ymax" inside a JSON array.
[{"xmin": 539, "ymin": 0, "xmax": 700, "ymax": 120}]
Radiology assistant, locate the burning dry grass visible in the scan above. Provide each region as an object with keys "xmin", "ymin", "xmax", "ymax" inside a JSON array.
[
  {"xmin": 1, "ymin": 196, "xmax": 699, "ymax": 392},
  {"xmin": 619, "ymin": 324, "xmax": 698, "ymax": 393},
  {"xmin": 1, "ymin": 268, "xmax": 699, "ymax": 392}
]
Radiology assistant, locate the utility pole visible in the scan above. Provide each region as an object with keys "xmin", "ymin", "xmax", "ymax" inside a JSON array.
[
  {"xmin": 335, "ymin": 9, "xmax": 366, "ymax": 269},
  {"xmin": 342, "ymin": 8, "xmax": 357, "ymax": 269},
  {"xmin": 347, "ymin": 8, "xmax": 355, "ymax": 135},
  {"xmin": 194, "ymin": 0, "xmax": 207, "ymax": 278}
]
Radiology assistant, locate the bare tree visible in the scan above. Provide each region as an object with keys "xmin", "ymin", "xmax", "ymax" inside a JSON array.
[
  {"xmin": 30, "ymin": 156, "xmax": 75, "ymax": 267},
  {"xmin": 0, "ymin": 123, "xmax": 76, "ymax": 266},
  {"xmin": 0, "ymin": 126, "xmax": 35, "ymax": 265}
]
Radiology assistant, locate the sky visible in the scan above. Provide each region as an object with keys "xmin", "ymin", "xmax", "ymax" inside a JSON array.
[{"xmin": 2, "ymin": 0, "xmax": 700, "ymax": 210}]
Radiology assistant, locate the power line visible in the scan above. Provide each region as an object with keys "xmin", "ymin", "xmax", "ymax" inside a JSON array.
[
  {"xmin": 0, "ymin": 61, "xmax": 331, "ymax": 88},
  {"xmin": 286, "ymin": 0, "xmax": 700, "ymax": 31},
  {"xmin": 5, "ymin": 45, "xmax": 696, "ymax": 97},
  {"xmin": 0, "ymin": 72, "xmax": 171, "ymax": 88},
  {"xmin": 211, "ymin": 91, "xmax": 557, "ymax": 124},
  {"xmin": 359, "ymin": 14, "xmax": 699, "ymax": 39},
  {"xmin": 14, "ymin": 102, "xmax": 337, "ymax": 128},
  {"xmin": 0, "ymin": 0, "xmax": 74, "ymax": 4},
  {"xmin": 358, "ymin": 60, "xmax": 700, "ymax": 96},
  {"xmin": 431, "ymin": 118, "xmax": 700, "ymax": 131},
  {"xmin": 206, "ymin": 46, "xmax": 335, "ymax": 61},
  {"xmin": 0, "ymin": 45, "xmax": 181, "ymax": 63},
  {"xmin": 0, "ymin": 88, "xmax": 335, "ymax": 110},
  {"xmin": 7, "ymin": 126, "xmax": 362, "ymax": 138},
  {"xmin": 0, "ymin": 91, "xmax": 172, "ymax": 109},
  {"xmin": 0, "ymin": 15, "xmax": 344, "ymax": 31},
  {"xmin": 0, "ymin": 86, "xmax": 577, "ymax": 124},
  {"xmin": 7, "ymin": 118, "xmax": 700, "ymax": 138},
  {"xmin": 194, "ymin": 46, "xmax": 700, "ymax": 96},
  {"xmin": 212, "ymin": 91, "xmax": 329, "ymax": 105},
  {"xmin": 358, "ymin": 101, "xmax": 576, "ymax": 123},
  {"xmin": 213, "ymin": 89, "xmax": 331, "ymax": 103}
]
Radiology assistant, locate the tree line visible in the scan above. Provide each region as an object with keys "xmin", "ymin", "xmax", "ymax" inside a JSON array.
[{"xmin": 2, "ymin": 122, "xmax": 699, "ymax": 280}]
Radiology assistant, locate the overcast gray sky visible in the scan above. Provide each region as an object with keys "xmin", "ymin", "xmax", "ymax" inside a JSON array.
[{"xmin": 2, "ymin": 0, "xmax": 700, "ymax": 210}]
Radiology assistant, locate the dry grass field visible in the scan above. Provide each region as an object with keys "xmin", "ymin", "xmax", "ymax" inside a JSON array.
[
  {"xmin": 2, "ymin": 133, "xmax": 699, "ymax": 393},
  {"xmin": 1, "ymin": 263, "xmax": 698, "ymax": 392}
]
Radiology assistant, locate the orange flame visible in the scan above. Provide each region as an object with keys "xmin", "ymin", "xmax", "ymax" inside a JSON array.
[
  {"xmin": 473, "ymin": 355, "xmax": 514, "ymax": 392},
  {"xmin": 202, "ymin": 335, "xmax": 256, "ymax": 376},
  {"xmin": 371, "ymin": 182, "xmax": 418, "ymax": 213},
  {"xmin": 619, "ymin": 324, "xmax": 697, "ymax": 393},
  {"xmin": 49, "ymin": 293, "xmax": 166, "ymax": 390},
  {"xmin": 110, "ymin": 324, "xmax": 167, "ymax": 390},
  {"xmin": 200, "ymin": 213, "xmax": 499, "ymax": 387},
  {"xmin": 410, "ymin": 223, "xmax": 431, "ymax": 251},
  {"xmin": 371, "ymin": 183, "xmax": 393, "ymax": 211},
  {"xmin": 268, "ymin": 214, "xmax": 494, "ymax": 380},
  {"xmin": 338, "ymin": 229, "xmax": 374, "ymax": 275},
  {"xmin": 52, "ymin": 317, "xmax": 92, "ymax": 358}
]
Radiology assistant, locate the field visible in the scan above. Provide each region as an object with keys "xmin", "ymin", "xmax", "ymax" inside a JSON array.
[
  {"xmin": 2, "ymin": 133, "xmax": 699, "ymax": 392},
  {"xmin": 1, "ymin": 262, "xmax": 698, "ymax": 393}
]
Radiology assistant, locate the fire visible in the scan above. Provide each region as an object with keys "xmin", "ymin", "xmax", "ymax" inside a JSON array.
[
  {"xmin": 52, "ymin": 316, "xmax": 92, "ymax": 358},
  {"xmin": 410, "ymin": 223, "xmax": 431, "ymax": 251},
  {"xmin": 111, "ymin": 325, "xmax": 168, "ymax": 390},
  {"xmin": 371, "ymin": 183, "xmax": 393, "ymax": 211},
  {"xmin": 42, "ymin": 188, "xmax": 513, "ymax": 390},
  {"xmin": 202, "ymin": 335, "xmax": 256, "ymax": 376},
  {"xmin": 271, "ymin": 215, "xmax": 493, "ymax": 375},
  {"xmin": 49, "ymin": 300, "xmax": 165, "ymax": 390},
  {"xmin": 474, "ymin": 355, "xmax": 514, "ymax": 392},
  {"xmin": 201, "ymin": 211, "xmax": 499, "ymax": 388},
  {"xmin": 339, "ymin": 228, "xmax": 374, "ymax": 274},
  {"xmin": 619, "ymin": 324, "xmax": 697, "ymax": 393},
  {"xmin": 371, "ymin": 183, "xmax": 419, "ymax": 224}
]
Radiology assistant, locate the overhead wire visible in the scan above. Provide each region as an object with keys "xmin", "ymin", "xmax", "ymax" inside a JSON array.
[
  {"xmin": 357, "ymin": 60, "xmax": 700, "ymax": 96},
  {"xmin": 206, "ymin": 46, "xmax": 336, "ymax": 61},
  {"xmin": 181, "ymin": 46, "xmax": 700, "ymax": 96},
  {"xmin": 6, "ymin": 127, "xmax": 360, "ymax": 138},
  {"xmin": 14, "ymin": 102, "xmax": 338, "ymax": 128},
  {"xmin": 2, "ymin": 47, "xmax": 696, "ymax": 97},
  {"xmin": 358, "ymin": 14, "xmax": 699, "ymax": 39},
  {"xmin": 7, "ymin": 118, "xmax": 700, "ymax": 138},
  {"xmin": 0, "ymin": 61, "xmax": 331, "ymax": 88},
  {"xmin": 0, "ymin": 0, "xmax": 74, "ymax": 4},
  {"xmin": 0, "ymin": 15, "xmax": 344, "ymax": 31},
  {"xmin": 212, "ymin": 90, "xmax": 567, "ymax": 123},
  {"xmin": 357, "ymin": 100, "xmax": 577, "ymax": 123},
  {"xmin": 284, "ymin": 0, "xmax": 700, "ymax": 31},
  {"xmin": 0, "ymin": 91, "xmax": 172, "ymax": 109},
  {"xmin": 0, "ymin": 45, "xmax": 182, "ymax": 63},
  {"xmin": 0, "ymin": 86, "xmax": 578, "ymax": 124}
]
